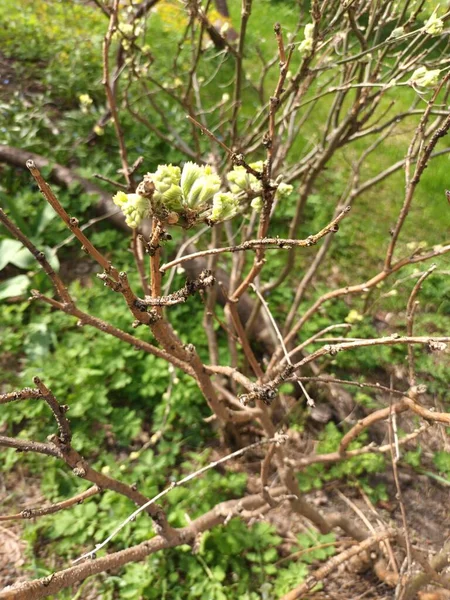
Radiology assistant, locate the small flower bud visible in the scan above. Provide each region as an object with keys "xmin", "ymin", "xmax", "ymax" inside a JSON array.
[
  {"xmin": 182, "ymin": 163, "xmax": 221, "ymax": 209},
  {"xmin": 150, "ymin": 164, "xmax": 182, "ymax": 208},
  {"xmin": 424, "ymin": 12, "xmax": 444, "ymax": 36},
  {"xmin": 118, "ymin": 23, "xmax": 134, "ymax": 36},
  {"xmin": 304, "ymin": 23, "xmax": 314, "ymax": 40},
  {"xmin": 180, "ymin": 162, "xmax": 203, "ymax": 199},
  {"xmin": 227, "ymin": 164, "xmax": 262, "ymax": 195},
  {"xmin": 251, "ymin": 197, "xmax": 263, "ymax": 212},
  {"xmin": 390, "ymin": 26, "xmax": 405, "ymax": 39},
  {"xmin": 112, "ymin": 192, "xmax": 149, "ymax": 229},
  {"xmin": 79, "ymin": 93, "xmax": 93, "ymax": 106},
  {"xmin": 210, "ymin": 192, "xmax": 240, "ymax": 222},
  {"xmin": 79, "ymin": 94, "xmax": 93, "ymax": 113},
  {"xmin": 275, "ymin": 182, "xmax": 293, "ymax": 200},
  {"xmin": 298, "ymin": 23, "xmax": 314, "ymax": 56},
  {"xmin": 410, "ymin": 66, "xmax": 441, "ymax": 88},
  {"xmin": 299, "ymin": 38, "xmax": 313, "ymax": 56}
]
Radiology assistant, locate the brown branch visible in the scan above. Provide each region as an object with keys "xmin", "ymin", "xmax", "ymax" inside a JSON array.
[
  {"xmin": 0, "ymin": 145, "xmax": 127, "ymax": 232},
  {"xmin": 281, "ymin": 529, "xmax": 396, "ymax": 600},
  {"xmin": 231, "ymin": 0, "xmax": 252, "ymax": 146},
  {"xmin": 276, "ymin": 244, "xmax": 450, "ymax": 370},
  {"xmin": 160, "ymin": 206, "xmax": 350, "ymax": 272},
  {"xmin": 224, "ymin": 297, "xmax": 263, "ymax": 379},
  {"xmin": 406, "ymin": 265, "xmax": 436, "ymax": 386},
  {"xmin": 26, "ymin": 161, "xmax": 120, "ymax": 281},
  {"xmin": 0, "ymin": 486, "xmax": 99, "ymax": 522},
  {"xmin": 339, "ymin": 400, "xmax": 408, "ymax": 454},
  {"xmin": 403, "ymin": 539, "xmax": 450, "ymax": 600},
  {"xmin": 33, "ymin": 377, "xmax": 72, "ymax": 445},
  {"xmin": 0, "ymin": 489, "xmax": 283, "ymax": 600},
  {"xmin": 76, "ymin": 435, "xmax": 286, "ymax": 562},
  {"xmin": 267, "ymin": 23, "xmax": 294, "ymax": 175},
  {"xmin": 292, "ymin": 424, "xmax": 429, "ymax": 469},
  {"xmin": 0, "ymin": 382, "xmax": 175, "ymax": 539},
  {"xmin": 385, "ymin": 75, "xmax": 450, "ymax": 270},
  {"xmin": 0, "ymin": 208, "xmax": 72, "ymax": 304},
  {"xmin": 0, "ymin": 435, "xmax": 63, "ymax": 459},
  {"xmin": 29, "ymin": 290, "xmax": 193, "ymax": 375},
  {"xmin": 102, "ymin": 0, "xmax": 132, "ymax": 188}
]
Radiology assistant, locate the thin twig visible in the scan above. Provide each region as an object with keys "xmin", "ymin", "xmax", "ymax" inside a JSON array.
[
  {"xmin": 74, "ymin": 434, "xmax": 286, "ymax": 563},
  {"xmin": 160, "ymin": 206, "xmax": 350, "ymax": 273},
  {"xmin": 405, "ymin": 264, "xmax": 436, "ymax": 386}
]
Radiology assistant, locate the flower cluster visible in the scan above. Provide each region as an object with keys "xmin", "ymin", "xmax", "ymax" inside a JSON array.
[
  {"xmin": 226, "ymin": 162, "xmax": 293, "ymax": 213},
  {"xmin": 112, "ymin": 192, "xmax": 150, "ymax": 229},
  {"xmin": 424, "ymin": 11, "xmax": 444, "ymax": 36},
  {"xmin": 298, "ymin": 23, "xmax": 314, "ymax": 57},
  {"xmin": 410, "ymin": 66, "xmax": 441, "ymax": 88},
  {"xmin": 79, "ymin": 94, "xmax": 93, "ymax": 114},
  {"xmin": 112, "ymin": 161, "xmax": 294, "ymax": 229}
]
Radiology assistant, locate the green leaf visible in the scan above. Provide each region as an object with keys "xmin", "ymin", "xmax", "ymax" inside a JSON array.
[
  {"xmin": 9, "ymin": 246, "xmax": 35, "ymax": 269},
  {"xmin": 36, "ymin": 203, "xmax": 57, "ymax": 235},
  {"xmin": 0, "ymin": 275, "xmax": 30, "ymax": 299},
  {"xmin": 0, "ymin": 239, "xmax": 28, "ymax": 270},
  {"xmin": 42, "ymin": 246, "xmax": 60, "ymax": 271},
  {"xmin": 212, "ymin": 566, "xmax": 226, "ymax": 582},
  {"xmin": 433, "ymin": 451, "xmax": 450, "ymax": 474}
]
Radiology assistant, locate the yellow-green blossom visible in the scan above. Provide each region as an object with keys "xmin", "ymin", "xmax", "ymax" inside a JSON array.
[
  {"xmin": 79, "ymin": 93, "xmax": 93, "ymax": 106},
  {"xmin": 151, "ymin": 164, "xmax": 183, "ymax": 209},
  {"xmin": 79, "ymin": 94, "xmax": 93, "ymax": 113},
  {"xmin": 345, "ymin": 309, "xmax": 363, "ymax": 324},
  {"xmin": 112, "ymin": 192, "xmax": 149, "ymax": 229},
  {"xmin": 118, "ymin": 23, "xmax": 134, "ymax": 36},
  {"xmin": 210, "ymin": 193, "xmax": 240, "ymax": 222},
  {"xmin": 304, "ymin": 23, "xmax": 314, "ymax": 39},
  {"xmin": 181, "ymin": 163, "xmax": 221, "ymax": 208},
  {"xmin": 410, "ymin": 66, "xmax": 441, "ymax": 88},
  {"xmin": 251, "ymin": 197, "xmax": 263, "ymax": 212},
  {"xmin": 227, "ymin": 164, "xmax": 262, "ymax": 195},
  {"xmin": 299, "ymin": 22, "xmax": 314, "ymax": 56},
  {"xmin": 390, "ymin": 26, "xmax": 405, "ymax": 39},
  {"xmin": 180, "ymin": 162, "xmax": 203, "ymax": 199},
  {"xmin": 424, "ymin": 11, "xmax": 444, "ymax": 36},
  {"xmin": 275, "ymin": 182, "xmax": 293, "ymax": 200}
]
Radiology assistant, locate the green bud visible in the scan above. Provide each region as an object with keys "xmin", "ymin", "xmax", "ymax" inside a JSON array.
[
  {"xmin": 162, "ymin": 184, "xmax": 183, "ymax": 210},
  {"xmin": 182, "ymin": 164, "xmax": 221, "ymax": 208},
  {"xmin": 118, "ymin": 23, "xmax": 134, "ymax": 36},
  {"xmin": 410, "ymin": 66, "xmax": 441, "ymax": 88},
  {"xmin": 227, "ymin": 164, "xmax": 262, "ymax": 195},
  {"xmin": 304, "ymin": 23, "xmax": 314, "ymax": 40},
  {"xmin": 147, "ymin": 164, "xmax": 181, "ymax": 210},
  {"xmin": 275, "ymin": 182, "xmax": 293, "ymax": 200},
  {"xmin": 249, "ymin": 160, "xmax": 264, "ymax": 172},
  {"xmin": 113, "ymin": 192, "xmax": 149, "ymax": 229},
  {"xmin": 298, "ymin": 23, "xmax": 314, "ymax": 56},
  {"xmin": 424, "ymin": 12, "xmax": 444, "ymax": 36},
  {"xmin": 251, "ymin": 197, "xmax": 263, "ymax": 212},
  {"xmin": 390, "ymin": 26, "xmax": 404, "ymax": 39},
  {"xmin": 227, "ymin": 166, "xmax": 249, "ymax": 194},
  {"xmin": 112, "ymin": 191, "xmax": 128, "ymax": 208},
  {"xmin": 299, "ymin": 37, "xmax": 313, "ymax": 56},
  {"xmin": 210, "ymin": 192, "xmax": 240, "ymax": 222},
  {"xmin": 180, "ymin": 162, "xmax": 203, "ymax": 200}
]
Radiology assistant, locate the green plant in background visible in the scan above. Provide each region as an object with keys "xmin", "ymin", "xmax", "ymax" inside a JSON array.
[{"xmin": 297, "ymin": 423, "xmax": 388, "ymax": 503}]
